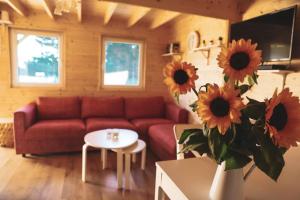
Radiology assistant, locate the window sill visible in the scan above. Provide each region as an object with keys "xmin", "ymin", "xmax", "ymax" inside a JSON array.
[
  {"xmin": 99, "ymin": 85, "xmax": 146, "ymax": 91},
  {"xmin": 11, "ymin": 83, "xmax": 65, "ymax": 89}
]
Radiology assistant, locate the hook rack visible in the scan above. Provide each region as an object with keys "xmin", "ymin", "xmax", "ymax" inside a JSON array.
[{"xmin": 191, "ymin": 44, "xmax": 222, "ymax": 65}]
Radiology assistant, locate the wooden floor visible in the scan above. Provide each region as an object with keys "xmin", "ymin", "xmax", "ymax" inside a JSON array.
[{"xmin": 0, "ymin": 147, "xmax": 158, "ymax": 200}]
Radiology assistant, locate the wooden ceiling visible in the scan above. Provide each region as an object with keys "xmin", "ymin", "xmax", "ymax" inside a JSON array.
[{"xmin": 0, "ymin": 0, "xmax": 244, "ymax": 29}]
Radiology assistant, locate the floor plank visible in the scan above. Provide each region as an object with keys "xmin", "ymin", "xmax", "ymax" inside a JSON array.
[{"xmin": 0, "ymin": 148, "xmax": 158, "ymax": 200}]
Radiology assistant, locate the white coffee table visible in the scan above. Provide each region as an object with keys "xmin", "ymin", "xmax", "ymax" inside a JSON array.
[{"xmin": 82, "ymin": 129, "xmax": 138, "ymax": 189}]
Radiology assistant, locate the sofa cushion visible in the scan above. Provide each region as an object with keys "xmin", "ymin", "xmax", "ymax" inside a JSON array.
[
  {"xmin": 25, "ymin": 119, "xmax": 86, "ymax": 140},
  {"xmin": 166, "ymin": 104, "xmax": 189, "ymax": 123},
  {"xmin": 125, "ymin": 96, "xmax": 165, "ymax": 120},
  {"xmin": 131, "ymin": 118, "xmax": 173, "ymax": 141},
  {"xmin": 37, "ymin": 97, "xmax": 81, "ymax": 120},
  {"xmin": 148, "ymin": 124, "xmax": 176, "ymax": 160},
  {"xmin": 86, "ymin": 118, "xmax": 136, "ymax": 133},
  {"xmin": 82, "ymin": 97, "xmax": 124, "ymax": 118}
]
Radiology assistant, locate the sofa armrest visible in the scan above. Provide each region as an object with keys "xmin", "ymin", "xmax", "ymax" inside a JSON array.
[
  {"xmin": 14, "ymin": 102, "xmax": 37, "ymax": 139},
  {"xmin": 166, "ymin": 103, "xmax": 189, "ymax": 123}
]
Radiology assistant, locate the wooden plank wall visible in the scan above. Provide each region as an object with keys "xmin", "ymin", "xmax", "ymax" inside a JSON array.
[
  {"xmin": 167, "ymin": 15, "xmax": 229, "ymax": 123},
  {"xmin": 167, "ymin": 0, "xmax": 300, "ymax": 122},
  {"xmin": 0, "ymin": 13, "xmax": 172, "ymax": 117},
  {"xmin": 239, "ymin": 0, "xmax": 300, "ymax": 101}
]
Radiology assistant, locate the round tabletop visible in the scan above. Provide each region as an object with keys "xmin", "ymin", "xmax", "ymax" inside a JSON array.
[{"xmin": 84, "ymin": 129, "xmax": 138, "ymax": 149}]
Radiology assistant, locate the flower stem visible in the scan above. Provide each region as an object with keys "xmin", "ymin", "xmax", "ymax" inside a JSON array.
[
  {"xmin": 243, "ymin": 163, "xmax": 256, "ymax": 181},
  {"xmin": 192, "ymin": 88, "xmax": 198, "ymax": 97}
]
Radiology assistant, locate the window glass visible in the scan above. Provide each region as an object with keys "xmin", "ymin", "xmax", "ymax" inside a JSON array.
[
  {"xmin": 12, "ymin": 30, "xmax": 62, "ymax": 86},
  {"xmin": 102, "ymin": 38, "xmax": 144, "ymax": 88}
]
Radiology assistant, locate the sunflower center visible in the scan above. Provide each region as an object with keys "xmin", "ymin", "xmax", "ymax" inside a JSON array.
[
  {"xmin": 173, "ymin": 69, "xmax": 189, "ymax": 85},
  {"xmin": 210, "ymin": 97, "xmax": 230, "ymax": 117},
  {"xmin": 229, "ymin": 51, "xmax": 250, "ymax": 71},
  {"xmin": 269, "ymin": 103, "xmax": 288, "ymax": 131}
]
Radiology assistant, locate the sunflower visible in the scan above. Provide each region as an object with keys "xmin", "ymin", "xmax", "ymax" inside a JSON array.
[
  {"xmin": 217, "ymin": 39, "xmax": 262, "ymax": 82},
  {"xmin": 197, "ymin": 84, "xmax": 245, "ymax": 134},
  {"xmin": 265, "ymin": 88, "xmax": 300, "ymax": 148},
  {"xmin": 163, "ymin": 61, "xmax": 198, "ymax": 95}
]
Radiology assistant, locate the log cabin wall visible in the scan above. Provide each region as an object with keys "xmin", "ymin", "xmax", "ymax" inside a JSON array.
[
  {"xmin": 238, "ymin": 0, "xmax": 300, "ymax": 101},
  {"xmin": 1, "ymin": 0, "xmax": 299, "ymax": 119},
  {"xmin": 167, "ymin": 0, "xmax": 300, "ymax": 123},
  {"xmin": 0, "ymin": 13, "xmax": 172, "ymax": 117},
  {"xmin": 167, "ymin": 15, "xmax": 230, "ymax": 123}
]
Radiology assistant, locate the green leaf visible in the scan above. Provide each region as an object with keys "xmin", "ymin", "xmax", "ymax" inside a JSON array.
[
  {"xmin": 180, "ymin": 144, "xmax": 201, "ymax": 154},
  {"xmin": 248, "ymin": 75, "xmax": 255, "ymax": 86},
  {"xmin": 251, "ymin": 127, "xmax": 285, "ymax": 181},
  {"xmin": 203, "ymin": 124, "xmax": 210, "ymax": 137},
  {"xmin": 186, "ymin": 131, "xmax": 207, "ymax": 145},
  {"xmin": 208, "ymin": 128, "xmax": 228, "ymax": 164},
  {"xmin": 225, "ymin": 150, "xmax": 252, "ymax": 170},
  {"xmin": 247, "ymin": 73, "xmax": 259, "ymax": 86},
  {"xmin": 246, "ymin": 97, "xmax": 260, "ymax": 104},
  {"xmin": 174, "ymin": 93, "xmax": 180, "ymax": 103},
  {"xmin": 279, "ymin": 147, "xmax": 288, "ymax": 155},
  {"xmin": 224, "ymin": 75, "xmax": 229, "ymax": 83},
  {"xmin": 194, "ymin": 143, "xmax": 210, "ymax": 156},
  {"xmin": 243, "ymin": 98, "xmax": 266, "ymax": 120},
  {"xmin": 189, "ymin": 101, "xmax": 198, "ymax": 112},
  {"xmin": 180, "ymin": 142, "xmax": 210, "ymax": 157},
  {"xmin": 238, "ymin": 84, "xmax": 251, "ymax": 95},
  {"xmin": 178, "ymin": 129, "xmax": 193, "ymax": 144},
  {"xmin": 252, "ymin": 73, "xmax": 259, "ymax": 84},
  {"xmin": 179, "ymin": 128, "xmax": 210, "ymax": 156},
  {"xmin": 253, "ymin": 148, "xmax": 284, "ymax": 181},
  {"xmin": 178, "ymin": 129, "xmax": 204, "ymax": 144}
]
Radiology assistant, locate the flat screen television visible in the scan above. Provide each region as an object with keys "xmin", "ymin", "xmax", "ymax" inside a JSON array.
[{"xmin": 230, "ymin": 6, "xmax": 297, "ymax": 63}]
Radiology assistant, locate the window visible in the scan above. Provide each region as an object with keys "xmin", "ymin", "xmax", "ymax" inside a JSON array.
[
  {"xmin": 101, "ymin": 37, "xmax": 145, "ymax": 89},
  {"xmin": 11, "ymin": 29, "xmax": 63, "ymax": 87}
]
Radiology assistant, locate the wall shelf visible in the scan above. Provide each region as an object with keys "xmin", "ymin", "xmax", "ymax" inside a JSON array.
[
  {"xmin": 257, "ymin": 69, "xmax": 295, "ymax": 74},
  {"xmin": 161, "ymin": 52, "xmax": 183, "ymax": 57},
  {"xmin": 257, "ymin": 69, "xmax": 296, "ymax": 89},
  {"xmin": 162, "ymin": 52, "xmax": 183, "ymax": 61},
  {"xmin": 191, "ymin": 44, "xmax": 222, "ymax": 52},
  {"xmin": 190, "ymin": 44, "xmax": 222, "ymax": 65}
]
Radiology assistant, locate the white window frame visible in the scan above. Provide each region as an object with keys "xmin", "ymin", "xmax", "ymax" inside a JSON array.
[
  {"xmin": 10, "ymin": 29, "xmax": 64, "ymax": 88},
  {"xmin": 100, "ymin": 36, "xmax": 146, "ymax": 90}
]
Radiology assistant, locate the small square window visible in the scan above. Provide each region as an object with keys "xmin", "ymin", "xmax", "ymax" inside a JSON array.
[
  {"xmin": 101, "ymin": 37, "xmax": 145, "ymax": 89},
  {"xmin": 11, "ymin": 29, "xmax": 64, "ymax": 87}
]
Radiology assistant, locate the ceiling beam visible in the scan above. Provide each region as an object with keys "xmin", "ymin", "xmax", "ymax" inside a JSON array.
[
  {"xmin": 104, "ymin": 2, "xmax": 118, "ymax": 25},
  {"xmin": 127, "ymin": 7, "xmax": 151, "ymax": 27},
  {"xmin": 150, "ymin": 11, "xmax": 180, "ymax": 29},
  {"xmin": 99, "ymin": 0, "xmax": 240, "ymax": 21},
  {"xmin": 41, "ymin": 0, "xmax": 55, "ymax": 20},
  {"xmin": 77, "ymin": 0, "xmax": 82, "ymax": 22},
  {"xmin": 2, "ymin": 0, "xmax": 27, "ymax": 16}
]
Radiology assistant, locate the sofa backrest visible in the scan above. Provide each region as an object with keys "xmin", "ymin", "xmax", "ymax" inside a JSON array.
[
  {"xmin": 37, "ymin": 96, "xmax": 81, "ymax": 120},
  {"xmin": 125, "ymin": 96, "xmax": 165, "ymax": 120},
  {"xmin": 81, "ymin": 97, "xmax": 124, "ymax": 118}
]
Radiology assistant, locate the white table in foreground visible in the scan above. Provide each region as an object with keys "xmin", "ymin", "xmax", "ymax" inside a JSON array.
[
  {"xmin": 155, "ymin": 157, "xmax": 216, "ymax": 200},
  {"xmin": 82, "ymin": 129, "xmax": 138, "ymax": 189},
  {"xmin": 155, "ymin": 149, "xmax": 300, "ymax": 200}
]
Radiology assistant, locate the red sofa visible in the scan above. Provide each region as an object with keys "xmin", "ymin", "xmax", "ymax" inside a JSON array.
[{"xmin": 14, "ymin": 96, "xmax": 188, "ymax": 158}]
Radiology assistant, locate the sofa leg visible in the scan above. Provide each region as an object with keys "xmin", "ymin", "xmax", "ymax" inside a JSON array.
[{"xmin": 22, "ymin": 154, "xmax": 26, "ymax": 158}]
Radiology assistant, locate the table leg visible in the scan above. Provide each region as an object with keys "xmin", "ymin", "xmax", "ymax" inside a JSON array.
[
  {"xmin": 101, "ymin": 149, "xmax": 107, "ymax": 169},
  {"xmin": 82, "ymin": 144, "xmax": 88, "ymax": 182},
  {"xmin": 132, "ymin": 154, "xmax": 136, "ymax": 163},
  {"xmin": 125, "ymin": 153, "xmax": 131, "ymax": 190},
  {"xmin": 141, "ymin": 148, "xmax": 146, "ymax": 170},
  {"xmin": 155, "ymin": 167, "xmax": 166, "ymax": 200},
  {"xmin": 117, "ymin": 149, "xmax": 123, "ymax": 189}
]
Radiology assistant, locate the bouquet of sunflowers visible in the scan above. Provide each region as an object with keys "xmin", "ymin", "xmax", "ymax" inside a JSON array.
[{"xmin": 163, "ymin": 39, "xmax": 300, "ymax": 181}]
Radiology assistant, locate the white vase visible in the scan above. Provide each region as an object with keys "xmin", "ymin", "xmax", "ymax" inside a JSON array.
[{"xmin": 209, "ymin": 162, "xmax": 245, "ymax": 200}]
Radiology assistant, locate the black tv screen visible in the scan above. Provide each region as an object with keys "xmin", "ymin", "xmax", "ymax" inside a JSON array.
[{"xmin": 230, "ymin": 6, "xmax": 297, "ymax": 62}]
